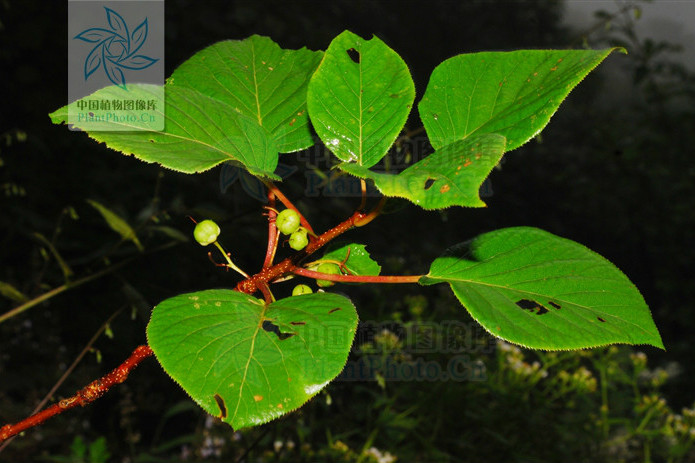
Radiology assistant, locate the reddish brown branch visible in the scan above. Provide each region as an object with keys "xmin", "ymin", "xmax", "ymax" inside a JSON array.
[
  {"xmin": 1, "ymin": 189, "xmax": 387, "ymax": 443},
  {"xmin": 292, "ymin": 267, "xmax": 422, "ymax": 284},
  {"xmin": 235, "ymin": 209, "xmax": 368, "ymax": 294},
  {"xmin": 0, "ymin": 345, "xmax": 153, "ymax": 443},
  {"xmin": 263, "ymin": 181, "xmax": 315, "ymax": 235},
  {"xmin": 263, "ymin": 189, "xmax": 279, "ymax": 269}
]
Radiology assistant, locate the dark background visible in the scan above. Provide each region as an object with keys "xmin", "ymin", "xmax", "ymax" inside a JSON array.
[{"xmin": 1, "ymin": 1, "xmax": 693, "ymax": 461}]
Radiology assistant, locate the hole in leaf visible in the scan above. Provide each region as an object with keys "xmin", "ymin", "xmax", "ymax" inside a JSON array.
[
  {"xmin": 328, "ymin": 307, "xmax": 342, "ymax": 314},
  {"xmin": 262, "ymin": 320, "xmax": 295, "ymax": 340},
  {"xmin": 548, "ymin": 301, "xmax": 561, "ymax": 309},
  {"xmin": 424, "ymin": 178, "xmax": 436, "ymax": 190},
  {"xmin": 346, "ymin": 48, "xmax": 360, "ymax": 63},
  {"xmin": 290, "ymin": 321, "xmax": 306, "ymax": 326},
  {"xmin": 515, "ymin": 299, "xmax": 549, "ymax": 315},
  {"xmin": 214, "ymin": 393, "xmax": 227, "ymax": 419},
  {"xmin": 597, "ymin": 317, "xmax": 606, "ymax": 323}
]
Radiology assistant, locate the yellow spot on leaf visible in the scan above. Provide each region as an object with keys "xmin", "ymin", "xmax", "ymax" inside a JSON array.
[
  {"xmin": 440, "ymin": 184, "xmax": 450, "ymax": 193},
  {"xmin": 254, "ymin": 395, "xmax": 263, "ymax": 402}
]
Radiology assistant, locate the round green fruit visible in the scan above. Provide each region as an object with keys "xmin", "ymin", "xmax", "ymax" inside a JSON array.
[
  {"xmin": 193, "ymin": 219, "xmax": 220, "ymax": 246},
  {"xmin": 316, "ymin": 262, "xmax": 341, "ymax": 287},
  {"xmin": 276, "ymin": 209, "xmax": 301, "ymax": 235},
  {"xmin": 292, "ymin": 284, "xmax": 313, "ymax": 296},
  {"xmin": 288, "ymin": 228, "xmax": 309, "ymax": 251}
]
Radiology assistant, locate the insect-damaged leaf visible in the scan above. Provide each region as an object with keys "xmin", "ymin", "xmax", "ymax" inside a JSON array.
[
  {"xmin": 339, "ymin": 134, "xmax": 506, "ymax": 209},
  {"xmin": 419, "ymin": 227, "xmax": 663, "ymax": 350},
  {"xmin": 147, "ymin": 290, "xmax": 357, "ymax": 429},
  {"xmin": 307, "ymin": 30, "xmax": 415, "ymax": 167}
]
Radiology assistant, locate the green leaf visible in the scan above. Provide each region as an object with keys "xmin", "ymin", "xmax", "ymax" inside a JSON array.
[
  {"xmin": 420, "ymin": 227, "xmax": 663, "ymax": 350},
  {"xmin": 168, "ymin": 36, "xmax": 323, "ymax": 153},
  {"xmin": 319, "ymin": 242, "xmax": 381, "ymax": 276},
  {"xmin": 0, "ymin": 281, "xmax": 28, "ymax": 303},
  {"xmin": 418, "ymin": 48, "xmax": 623, "ymax": 151},
  {"xmin": 339, "ymin": 134, "xmax": 506, "ymax": 209},
  {"xmin": 86, "ymin": 199, "xmax": 143, "ymax": 251},
  {"xmin": 307, "ymin": 30, "xmax": 415, "ymax": 167},
  {"xmin": 50, "ymin": 84, "xmax": 280, "ymax": 178},
  {"xmin": 147, "ymin": 289, "xmax": 357, "ymax": 430}
]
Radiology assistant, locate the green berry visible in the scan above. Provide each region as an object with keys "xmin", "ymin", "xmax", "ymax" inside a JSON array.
[
  {"xmin": 316, "ymin": 262, "xmax": 341, "ymax": 287},
  {"xmin": 276, "ymin": 209, "xmax": 301, "ymax": 235},
  {"xmin": 292, "ymin": 284, "xmax": 313, "ymax": 296},
  {"xmin": 288, "ymin": 228, "xmax": 309, "ymax": 251},
  {"xmin": 193, "ymin": 219, "xmax": 220, "ymax": 246}
]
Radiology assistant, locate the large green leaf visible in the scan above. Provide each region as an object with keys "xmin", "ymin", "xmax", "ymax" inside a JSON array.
[
  {"xmin": 307, "ymin": 30, "xmax": 415, "ymax": 167},
  {"xmin": 339, "ymin": 134, "xmax": 506, "ymax": 209},
  {"xmin": 50, "ymin": 84, "xmax": 279, "ymax": 177},
  {"xmin": 419, "ymin": 227, "xmax": 663, "ymax": 350},
  {"xmin": 319, "ymin": 242, "xmax": 381, "ymax": 276},
  {"xmin": 168, "ymin": 36, "xmax": 323, "ymax": 153},
  {"xmin": 418, "ymin": 48, "xmax": 623, "ymax": 151},
  {"xmin": 147, "ymin": 289, "xmax": 357, "ymax": 429}
]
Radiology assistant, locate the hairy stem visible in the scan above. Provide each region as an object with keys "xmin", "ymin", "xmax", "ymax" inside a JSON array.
[
  {"xmin": 0, "ymin": 308, "xmax": 124, "ymax": 453},
  {"xmin": 0, "ymin": 345, "xmax": 153, "ymax": 443}
]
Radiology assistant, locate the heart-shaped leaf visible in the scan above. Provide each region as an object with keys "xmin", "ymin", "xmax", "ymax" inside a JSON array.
[
  {"xmin": 49, "ymin": 84, "xmax": 279, "ymax": 177},
  {"xmin": 307, "ymin": 30, "xmax": 415, "ymax": 167},
  {"xmin": 419, "ymin": 227, "xmax": 663, "ymax": 350},
  {"xmin": 339, "ymin": 134, "xmax": 506, "ymax": 209},
  {"xmin": 418, "ymin": 48, "xmax": 624, "ymax": 151},
  {"xmin": 147, "ymin": 290, "xmax": 357, "ymax": 430},
  {"xmin": 168, "ymin": 36, "xmax": 323, "ymax": 153}
]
